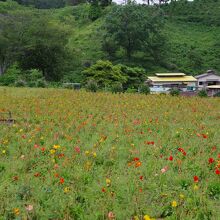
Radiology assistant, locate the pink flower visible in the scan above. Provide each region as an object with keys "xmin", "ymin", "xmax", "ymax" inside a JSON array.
[
  {"xmin": 161, "ymin": 166, "xmax": 168, "ymax": 173},
  {"xmin": 74, "ymin": 146, "xmax": 81, "ymax": 154},
  {"xmin": 25, "ymin": 205, "xmax": 33, "ymax": 212},
  {"xmin": 108, "ymin": 211, "xmax": 115, "ymax": 219},
  {"xmin": 54, "ymin": 164, "xmax": 59, "ymax": 169}
]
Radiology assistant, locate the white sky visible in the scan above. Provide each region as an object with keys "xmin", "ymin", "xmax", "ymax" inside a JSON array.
[{"xmin": 113, "ymin": 0, "xmax": 193, "ymax": 5}]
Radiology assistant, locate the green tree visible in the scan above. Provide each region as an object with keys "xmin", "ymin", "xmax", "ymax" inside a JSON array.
[
  {"xmin": 103, "ymin": 4, "xmax": 166, "ymax": 61},
  {"xmin": 83, "ymin": 60, "xmax": 127, "ymax": 88},
  {"xmin": 117, "ymin": 65, "xmax": 146, "ymax": 89},
  {"xmin": 0, "ymin": 4, "xmax": 70, "ymax": 81}
]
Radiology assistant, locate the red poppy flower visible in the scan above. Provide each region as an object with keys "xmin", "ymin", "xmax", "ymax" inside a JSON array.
[
  {"xmin": 60, "ymin": 177, "xmax": 65, "ymax": 184},
  {"xmin": 168, "ymin": 156, "xmax": 173, "ymax": 161},
  {"xmin": 139, "ymin": 176, "xmax": 144, "ymax": 181},
  {"xmin": 208, "ymin": 158, "xmax": 215, "ymax": 164},
  {"xmin": 178, "ymin": 148, "xmax": 186, "ymax": 156},
  {"xmin": 194, "ymin": 176, "xmax": 199, "ymax": 183},
  {"xmin": 102, "ymin": 187, "xmax": 106, "ymax": 192},
  {"xmin": 133, "ymin": 157, "xmax": 140, "ymax": 161},
  {"xmin": 41, "ymin": 147, "xmax": 46, "ymax": 152},
  {"xmin": 202, "ymin": 134, "xmax": 208, "ymax": 139},
  {"xmin": 215, "ymin": 169, "xmax": 220, "ymax": 175}
]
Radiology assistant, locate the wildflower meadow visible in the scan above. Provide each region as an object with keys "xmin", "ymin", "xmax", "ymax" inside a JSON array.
[{"xmin": 0, "ymin": 87, "xmax": 219, "ymax": 220}]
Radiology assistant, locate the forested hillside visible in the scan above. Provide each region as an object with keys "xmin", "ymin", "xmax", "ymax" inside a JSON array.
[{"xmin": 0, "ymin": 0, "xmax": 220, "ymax": 88}]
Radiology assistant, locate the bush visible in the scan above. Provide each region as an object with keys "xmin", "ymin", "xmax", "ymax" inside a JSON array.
[
  {"xmin": 0, "ymin": 63, "xmax": 22, "ymax": 86},
  {"xmin": 198, "ymin": 89, "xmax": 208, "ymax": 97},
  {"xmin": 36, "ymin": 78, "xmax": 47, "ymax": 88},
  {"xmin": 126, "ymin": 87, "xmax": 137, "ymax": 93},
  {"xmin": 14, "ymin": 79, "xmax": 27, "ymax": 87},
  {"xmin": 170, "ymin": 88, "xmax": 180, "ymax": 96},
  {"xmin": 110, "ymin": 82, "xmax": 123, "ymax": 93},
  {"xmin": 139, "ymin": 84, "xmax": 150, "ymax": 95},
  {"xmin": 86, "ymin": 80, "xmax": 98, "ymax": 92},
  {"xmin": 213, "ymin": 92, "xmax": 220, "ymax": 97},
  {"xmin": 25, "ymin": 69, "xmax": 43, "ymax": 81}
]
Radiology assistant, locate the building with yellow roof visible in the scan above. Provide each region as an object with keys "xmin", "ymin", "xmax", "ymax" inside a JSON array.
[{"xmin": 147, "ymin": 73, "xmax": 197, "ymax": 93}]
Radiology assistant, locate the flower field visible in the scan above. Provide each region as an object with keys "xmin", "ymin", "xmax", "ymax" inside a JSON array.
[{"xmin": 0, "ymin": 87, "xmax": 219, "ymax": 220}]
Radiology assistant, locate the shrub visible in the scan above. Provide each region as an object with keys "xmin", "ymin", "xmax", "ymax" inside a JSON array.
[
  {"xmin": 170, "ymin": 88, "xmax": 180, "ymax": 96},
  {"xmin": 0, "ymin": 63, "xmax": 22, "ymax": 86},
  {"xmin": 110, "ymin": 82, "xmax": 123, "ymax": 93},
  {"xmin": 86, "ymin": 80, "xmax": 98, "ymax": 92},
  {"xmin": 126, "ymin": 87, "xmax": 137, "ymax": 93},
  {"xmin": 213, "ymin": 92, "xmax": 220, "ymax": 97},
  {"xmin": 198, "ymin": 89, "xmax": 208, "ymax": 97},
  {"xmin": 27, "ymin": 69, "xmax": 43, "ymax": 81},
  {"xmin": 36, "ymin": 79, "xmax": 47, "ymax": 88},
  {"xmin": 139, "ymin": 84, "xmax": 150, "ymax": 95},
  {"xmin": 14, "ymin": 79, "xmax": 27, "ymax": 87}
]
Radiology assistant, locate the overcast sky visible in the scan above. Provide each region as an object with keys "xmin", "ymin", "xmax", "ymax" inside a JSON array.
[{"xmin": 113, "ymin": 0, "xmax": 193, "ymax": 5}]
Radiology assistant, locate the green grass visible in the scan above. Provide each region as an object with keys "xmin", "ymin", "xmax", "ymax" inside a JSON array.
[{"xmin": 0, "ymin": 87, "xmax": 219, "ymax": 219}]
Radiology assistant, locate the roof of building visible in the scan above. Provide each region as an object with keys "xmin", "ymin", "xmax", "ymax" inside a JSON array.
[
  {"xmin": 155, "ymin": 73, "xmax": 186, "ymax": 77},
  {"xmin": 206, "ymin": 85, "xmax": 220, "ymax": 89},
  {"xmin": 148, "ymin": 76, "xmax": 197, "ymax": 82},
  {"xmin": 195, "ymin": 70, "xmax": 220, "ymax": 79}
]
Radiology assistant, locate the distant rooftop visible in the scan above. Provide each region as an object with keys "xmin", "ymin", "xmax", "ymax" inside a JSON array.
[
  {"xmin": 148, "ymin": 76, "xmax": 197, "ymax": 82},
  {"xmin": 155, "ymin": 73, "xmax": 186, "ymax": 77},
  {"xmin": 195, "ymin": 70, "xmax": 220, "ymax": 79}
]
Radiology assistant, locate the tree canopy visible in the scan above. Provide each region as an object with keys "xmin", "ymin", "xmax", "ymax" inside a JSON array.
[{"xmin": 103, "ymin": 3, "xmax": 167, "ymax": 64}]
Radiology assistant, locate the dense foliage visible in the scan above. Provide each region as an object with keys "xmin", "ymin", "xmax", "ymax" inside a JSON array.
[
  {"xmin": 103, "ymin": 4, "xmax": 166, "ymax": 62},
  {"xmin": 0, "ymin": 0, "xmax": 220, "ymax": 84}
]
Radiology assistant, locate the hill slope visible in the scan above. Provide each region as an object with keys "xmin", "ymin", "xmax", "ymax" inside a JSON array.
[{"xmin": 1, "ymin": 0, "xmax": 220, "ymax": 81}]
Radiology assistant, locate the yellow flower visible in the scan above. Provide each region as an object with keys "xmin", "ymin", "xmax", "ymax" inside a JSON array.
[
  {"xmin": 19, "ymin": 129, "xmax": 23, "ymax": 132},
  {"xmin": 2, "ymin": 150, "xmax": 6, "ymax": 154},
  {"xmin": 64, "ymin": 187, "xmax": 70, "ymax": 193},
  {"xmin": 194, "ymin": 185, "xmax": 199, "ymax": 191},
  {"xmin": 93, "ymin": 152, "xmax": 97, "ymax": 158},
  {"xmin": 84, "ymin": 161, "xmax": 92, "ymax": 170},
  {"xmin": 50, "ymin": 149, "xmax": 56, "ymax": 154},
  {"xmin": 40, "ymin": 136, "xmax": 44, "ymax": 140},
  {"xmin": 13, "ymin": 208, "xmax": 20, "ymax": 216},
  {"xmin": 106, "ymin": 178, "xmax": 111, "ymax": 186},
  {"xmin": 85, "ymin": 150, "xmax": 90, "ymax": 156},
  {"xmin": 133, "ymin": 216, "xmax": 139, "ymax": 220},
  {"xmin": 179, "ymin": 194, "xmax": 185, "ymax": 199},
  {"xmin": 171, "ymin": 200, "xmax": 177, "ymax": 207},
  {"xmin": 143, "ymin": 215, "xmax": 151, "ymax": 220},
  {"xmin": 53, "ymin": 145, "xmax": 61, "ymax": 149}
]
